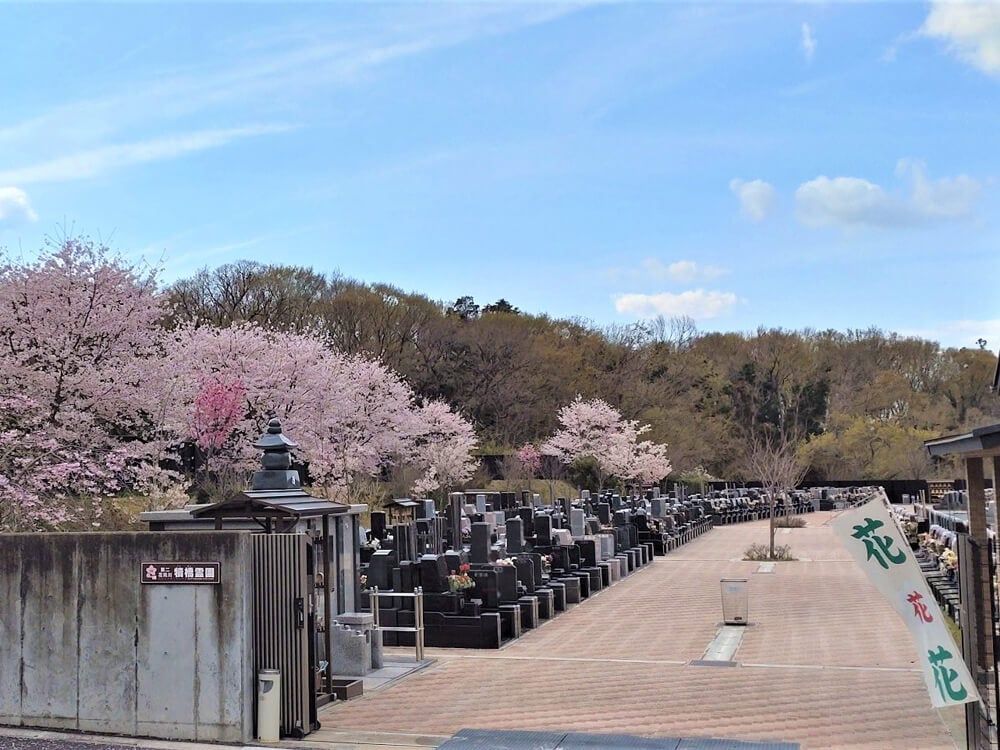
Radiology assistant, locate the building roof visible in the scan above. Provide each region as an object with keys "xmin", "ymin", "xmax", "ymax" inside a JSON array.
[
  {"xmin": 384, "ymin": 498, "xmax": 420, "ymax": 508},
  {"xmin": 190, "ymin": 488, "xmax": 351, "ymax": 521},
  {"xmin": 925, "ymin": 423, "xmax": 1000, "ymax": 458}
]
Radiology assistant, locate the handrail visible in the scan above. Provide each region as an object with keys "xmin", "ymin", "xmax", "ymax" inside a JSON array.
[{"xmin": 368, "ymin": 586, "xmax": 425, "ymax": 661}]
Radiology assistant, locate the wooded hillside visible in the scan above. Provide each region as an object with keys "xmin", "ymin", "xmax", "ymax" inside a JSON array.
[{"xmin": 165, "ymin": 261, "xmax": 1000, "ymax": 482}]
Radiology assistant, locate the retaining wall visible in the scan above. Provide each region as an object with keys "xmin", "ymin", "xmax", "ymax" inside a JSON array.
[{"xmin": 0, "ymin": 531, "xmax": 254, "ymax": 743}]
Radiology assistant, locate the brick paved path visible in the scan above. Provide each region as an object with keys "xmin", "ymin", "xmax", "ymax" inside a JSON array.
[{"xmin": 317, "ymin": 513, "xmax": 961, "ymax": 749}]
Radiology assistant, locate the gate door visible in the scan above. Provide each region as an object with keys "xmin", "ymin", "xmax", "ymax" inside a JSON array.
[{"xmin": 252, "ymin": 533, "xmax": 313, "ymax": 738}]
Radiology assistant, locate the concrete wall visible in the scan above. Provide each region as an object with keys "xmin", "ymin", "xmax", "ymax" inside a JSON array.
[{"xmin": 0, "ymin": 532, "xmax": 254, "ymax": 743}]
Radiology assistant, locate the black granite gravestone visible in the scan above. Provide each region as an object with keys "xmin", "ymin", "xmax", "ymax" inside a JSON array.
[
  {"xmin": 471, "ymin": 522, "xmax": 491, "ymax": 564},
  {"xmin": 534, "ymin": 515, "xmax": 552, "ymax": 545},
  {"xmin": 419, "ymin": 554, "xmax": 449, "ymax": 593},
  {"xmin": 368, "ymin": 549, "xmax": 396, "ymax": 590},
  {"xmin": 506, "ymin": 517, "xmax": 524, "ymax": 553}
]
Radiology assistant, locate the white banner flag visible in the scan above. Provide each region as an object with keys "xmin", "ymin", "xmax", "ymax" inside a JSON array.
[{"xmin": 832, "ymin": 493, "xmax": 978, "ymax": 708}]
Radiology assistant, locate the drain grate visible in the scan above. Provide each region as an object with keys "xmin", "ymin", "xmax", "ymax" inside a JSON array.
[{"xmin": 437, "ymin": 729, "xmax": 798, "ymax": 750}]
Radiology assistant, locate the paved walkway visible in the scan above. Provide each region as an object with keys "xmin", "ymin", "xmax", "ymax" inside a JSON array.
[{"xmin": 311, "ymin": 513, "xmax": 963, "ymax": 750}]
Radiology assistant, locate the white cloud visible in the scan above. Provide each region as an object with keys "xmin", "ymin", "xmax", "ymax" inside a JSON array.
[
  {"xmin": 801, "ymin": 22, "xmax": 816, "ymax": 62},
  {"xmin": 921, "ymin": 1, "xmax": 1000, "ymax": 76},
  {"xmin": 729, "ymin": 178, "xmax": 776, "ymax": 222},
  {"xmin": 614, "ymin": 289, "xmax": 739, "ymax": 320},
  {"xmin": 898, "ymin": 159, "xmax": 981, "ymax": 219},
  {"xmin": 0, "ymin": 125, "xmax": 293, "ymax": 185},
  {"xmin": 794, "ymin": 161, "xmax": 980, "ymax": 229},
  {"xmin": 640, "ymin": 259, "xmax": 729, "ymax": 282},
  {"xmin": 0, "ymin": 187, "xmax": 38, "ymax": 225}
]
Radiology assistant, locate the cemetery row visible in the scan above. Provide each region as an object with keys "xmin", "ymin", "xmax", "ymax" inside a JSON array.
[{"xmin": 359, "ymin": 489, "xmax": 715, "ymax": 650}]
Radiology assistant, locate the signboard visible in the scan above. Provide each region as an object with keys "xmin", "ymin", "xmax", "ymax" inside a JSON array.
[
  {"xmin": 832, "ymin": 493, "xmax": 978, "ymax": 708},
  {"xmin": 141, "ymin": 561, "xmax": 221, "ymax": 585}
]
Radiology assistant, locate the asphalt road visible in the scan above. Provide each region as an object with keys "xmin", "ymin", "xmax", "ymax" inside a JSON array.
[{"xmin": 0, "ymin": 740, "xmax": 139, "ymax": 750}]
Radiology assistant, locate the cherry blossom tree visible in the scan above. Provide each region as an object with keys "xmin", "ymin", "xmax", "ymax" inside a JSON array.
[
  {"xmin": 408, "ymin": 399, "xmax": 478, "ymax": 499},
  {"xmin": 158, "ymin": 323, "xmax": 479, "ymax": 501},
  {"xmin": 541, "ymin": 396, "xmax": 671, "ymax": 491},
  {"xmin": 516, "ymin": 443, "xmax": 542, "ymax": 475},
  {"xmin": 0, "ymin": 238, "xmax": 168, "ymax": 530}
]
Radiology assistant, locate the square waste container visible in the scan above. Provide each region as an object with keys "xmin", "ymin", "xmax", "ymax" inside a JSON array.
[{"xmin": 721, "ymin": 578, "xmax": 748, "ymax": 625}]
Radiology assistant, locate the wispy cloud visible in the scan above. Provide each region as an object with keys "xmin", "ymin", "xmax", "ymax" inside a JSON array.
[
  {"xmin": 730, "ymin": 178, "xmax": 776, "ymax": 222},
  {"xmin": 795, "ymin": 160, "xmax": 980, "ymax": 229},
  {"xmin": 0, "ymin": 5, "xmax": 581, "ymax": 158},
  {"xmin": 801, "ymin": 22, "xmax": 816, "ymax": 63},
  {"xmin": 920, "ymin": 1, "xmax": 1000, "ymax": 77},
  {"xmin": 614, "ymin": 289, "xmax": 739, "ymax": 320},
  {"xmin": 607, "ymin": 258, "xmax": 729, "ymax": 284},
  {"xmin": 0, "ymin": 125, "xmax": 294, "ymax": 185}
]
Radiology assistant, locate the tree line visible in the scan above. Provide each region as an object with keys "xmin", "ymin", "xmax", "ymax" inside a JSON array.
[
  {"xmin": 164, "ymin": 258, "xmax": 999, "ymax": 484},
  {"xmin": 2, "ymin": 240, "xmax": 996, "ymax": 531}
]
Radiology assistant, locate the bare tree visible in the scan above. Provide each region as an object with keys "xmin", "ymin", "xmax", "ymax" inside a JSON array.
[{"xmin": 745, "ymin": 428, "xmax": 809, "ymax": 558}]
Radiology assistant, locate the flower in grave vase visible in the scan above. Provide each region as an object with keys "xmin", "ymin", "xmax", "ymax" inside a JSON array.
[{"xmin": 448, "ymin": 563, "xmax": 475, "ymax": 592}]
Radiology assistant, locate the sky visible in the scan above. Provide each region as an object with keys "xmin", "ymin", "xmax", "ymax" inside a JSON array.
[{"xmin": 1, "ymin": 1, "xmax": 998, "ymax": 349}]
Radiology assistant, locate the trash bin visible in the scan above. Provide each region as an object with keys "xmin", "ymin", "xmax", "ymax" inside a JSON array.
[
  {"xmin": 257, "ymin": 669, "xmax": 280, "ymax": 742},
  {"xmin": 721, "ymin": 578, "xmax": 748, "ymax": 625}
]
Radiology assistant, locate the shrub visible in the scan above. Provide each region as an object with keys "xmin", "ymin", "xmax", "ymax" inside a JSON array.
[
  {"xmin": 744, "ymin": 543, "xmax": 796, "ymax": 561},
  {"xmin": 774, "ymin": 515, "xmax": 807, "ymax": 528}
]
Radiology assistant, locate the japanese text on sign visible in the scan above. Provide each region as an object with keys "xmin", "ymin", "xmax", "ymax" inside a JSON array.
[{"xmin": 140, "ymin": 561, "xmax": 221, "ymax": 585}]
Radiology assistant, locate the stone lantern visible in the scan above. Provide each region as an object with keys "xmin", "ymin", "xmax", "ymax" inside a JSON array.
[{"xmin": 251, "ymin": 417, "xmax": 302, "ymax": 490}]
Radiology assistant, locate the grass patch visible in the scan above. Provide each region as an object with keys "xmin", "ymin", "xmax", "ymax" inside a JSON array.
[{"xmin": 744, "ymin": 543, "xmax": 796, "ymax": 561}]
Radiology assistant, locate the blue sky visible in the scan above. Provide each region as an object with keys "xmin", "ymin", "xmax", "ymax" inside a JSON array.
[{"xmin": 1, "ymin": 2, "xmax": 998, "ymax": 349}]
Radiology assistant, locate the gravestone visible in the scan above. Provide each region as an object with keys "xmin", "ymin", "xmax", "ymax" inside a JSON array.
[
  {"xmin": 469, "ymin": 568, "xmax": 500, "ymax": 609},
  {"xmin": 446, "ymin": 494, "xmax": 463, "ymax": 550},
  {"xmin": 570, "ymin": 508, "xmax": 586, "ymax": 538},
  {"xmin": 517, "ymin": 507, "xmax": 534, "ymax": 532},
  {"xmin": 513, "ymin": 557, "xmax": 536, "ymax": 593},
  {"xmin": 551, "ymin": 528, "xmax": 573, "ymax": 547},
  {"xmin": 577, "ymin": 539, "xmax": 598, "ymax": 568},
  {"xmin": 506, "ymin": 517, "xmax": 524, "ymax": 553},
  {"xmin": 651, "ymin": 498, "xmax": 668, "ymax": 518},
  {"xmin": 560, "ymin": 496, "xmax": 572, "ymax": 518},
  {"xmin": 533, "ymin": 493, "xmax": 542, "ymax": 508},
  {"xmin": 596, "ymin": 503, "xmax": 611, "ymax": 526},
  {"xmin": 419, "ymin": 499, "xmax": 436, "ymax": 520},
  {"xmin": 394, "ymin": 560, "xmax": 416, "ymax": 592},
  {"xmin": 471, "ymin": 522, "xmax": 491, "ymax": 564},
  {"xmin": 475, "ymin": 494, "xmax": 487, "ymax": 513},
  {"xmin": 367, "ymin": 550, "xmax": 396, "ymax": 590},
  {"xmin": 581, "ymin": 489, "xmax": 591, "ymax": 501},
  {"xmin": 419, "ymin": 554, "xmax": 449, "ymax": 593},
  {"xmin": 444, "ymin": 549, "xmax": 467, "ymax": 576},
  {"xmin": 496, "ymin": 565, "xmax": 518, "ymax": 602},
  {"xmin": 534, "ymin": 515, "xmax": 552, "ymax": 545},
  {"xmin": 370, "ymin": 511, "xmax": 388, "ymax": 540}
]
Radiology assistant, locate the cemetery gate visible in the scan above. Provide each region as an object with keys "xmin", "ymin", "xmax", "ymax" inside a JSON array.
[{"xmin": 251, "ymin": 533, "xmax": 317, "ymax": 739}]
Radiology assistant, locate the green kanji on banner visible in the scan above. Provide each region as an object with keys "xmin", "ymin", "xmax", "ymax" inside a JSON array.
[
  {"xmin": 850, "ymin": 517, "xmax": 906, "ymax": 569},
  {"xmin": 928, "ymin": 645, "xmax": 969, "ymax": 702}
]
